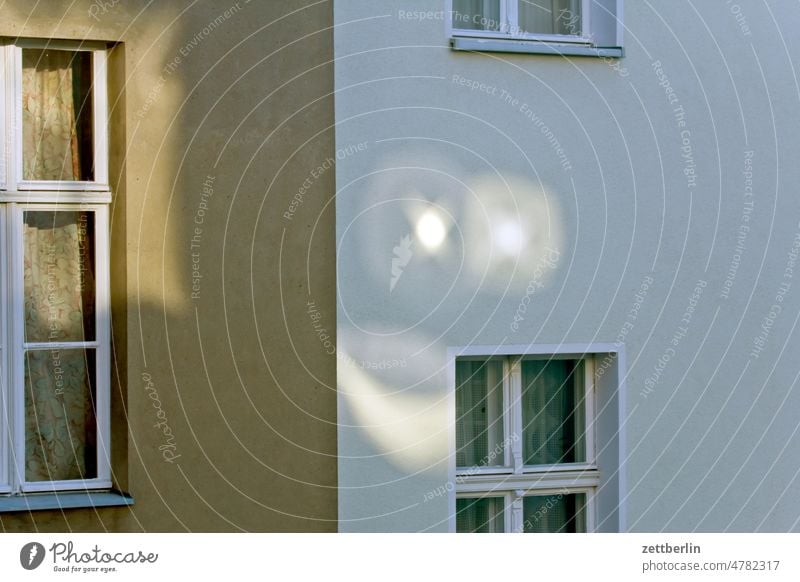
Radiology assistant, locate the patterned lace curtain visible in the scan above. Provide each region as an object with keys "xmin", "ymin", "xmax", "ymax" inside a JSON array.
[
  {"xmin": 22, "ymin": 49, "xmax": 87, "ymax": 181},
  {"xmin": 23, "ymin": 211, "xmax": 97, "ymax": 482}
]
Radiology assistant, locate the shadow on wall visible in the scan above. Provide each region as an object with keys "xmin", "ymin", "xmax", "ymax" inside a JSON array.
[{"xmin": 0, "ymin": 0, "xmax": 338, "ymax": 533}]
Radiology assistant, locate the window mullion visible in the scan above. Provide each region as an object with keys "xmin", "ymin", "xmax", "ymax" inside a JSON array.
[
  {"xmin": 3, "ymin": 44, "xmax": 16, "ymax": 191},
  {"xmin": 585, "ymin": 357, "xmax": 596, "ymax": 464},
  {"xmin": 94, "ymin": 204, "xmax": 111, "ymax": 483},
  {"xmin": 511, "ymin": 489, "xmax": 524, "ymax": 532},
  {"xmin": 509, "ymin": 356, "xmax": 523, "ymax": 473},
  {"xmin": 503, "ymin": 0, "xmax": 517, "ymax": 35},
  {"xmin": 0, "ymin": 44, "xmax": 7, "ymax": 189},
  {"xmin": 0, "ymin": 204, "xmax": 8, "ymax": 492},
  {"xmin": 502, "ymin": 358, "xmax": 511, "ymax": 467},
  {"xmin": 586, "ymin": 489, "xmax": 597, "ymax": 532},
  {"xmin": 92, "ymin": 48, "xmax": 109, "ymax": 186},
  {"xmin": 581, "ymin": 0, "xmax": 592, "ymax": 41},
  {"xmin": 9, "ymin": 202, "xmax": 23, "ymax": 492},
  {"xmin": 11, "ymin": 46, "xmax": 20, "ymax": 190}
]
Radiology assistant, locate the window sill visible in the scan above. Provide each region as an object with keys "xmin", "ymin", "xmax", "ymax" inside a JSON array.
[
  {"xmin": 0, "ymin": 490, "xmax": 134, "ymax": 513},
  {"xmin": 456, "ymin": 469, "xmax": 600, "ymax": 494},
  {"xmin": 450, "ymin": 37, "xmax": 623, "ymax": 58},
  {"xmin": 0, "ymin": 190, "xmax": 112, "ymax": 203}
]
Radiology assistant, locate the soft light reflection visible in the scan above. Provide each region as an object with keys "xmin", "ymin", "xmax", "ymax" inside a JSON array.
[
  {"xmin": 494, "ymin": 218, "xmax": 527, "ymax": 256},
  {"xmin": 415, "ymin": 211, "xmax": 446, "ymax": 250},
  {"xmin": 462, "ymin": 174, "xmax": 564, "ymax": 289},
  {"xmin": 339, "ymin": 350, "xmax": 444, "ymax": 472}
]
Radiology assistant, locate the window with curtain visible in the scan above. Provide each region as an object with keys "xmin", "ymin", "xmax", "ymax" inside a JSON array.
[
  {"xmin": 455, "ymin": 359, "xmax": 505, "ymax": 468},
  {"xmin": 21, "ymin": 49, "xmax": 95, "ymax": 182},
  {"xmin": 23, "ymin": 211, "xmax": 98, "ymax": 483},
  {"xmin": 456, "ymin": 497, "xmax": 506, "ymax": 533},
  {"xmin": 452, "ymin": 0, "xmax": 502, "ymax": 32},
  {"xmin": 0, "ymin": 40, "xmax": 111, "ymax": 496},
  {"xmin": 522, "ymin": 359, "xmax": 585, "ymax": 465},
  {"xmin": 452, "ymin": 0, "xmax": 585, "ymax": 38},
  {"xmin": 453, "ymin": 354, "xmax": 598, "ymax": 533},
  {"xmin": 523, "ymin": 493, "xmax": 586, "ymax": 533}
]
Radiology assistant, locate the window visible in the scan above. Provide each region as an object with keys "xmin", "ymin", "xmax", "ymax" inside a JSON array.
[
  {"xmin": 0, "ymin": 40, "xmax": 111, "ymax": 498},
  {"xmin": 448, "ymin": 0, "xmax": 624, "ymax": 57},
  {"xmin": 451, "ymin": 354, "xmax": 599, "ymax": 533},
  {"xmin": 452, "ymin": 0, "xmax": 589, "ymax": 40}
]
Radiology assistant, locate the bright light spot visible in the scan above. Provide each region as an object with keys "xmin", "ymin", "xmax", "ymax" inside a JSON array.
[
  {"xmin": 495, "ymin": 219, "xmax": 526, "ymax": 256},
  {"xmin": 416, "ymin": 211, "xmax": 446, "ymax": 249}
]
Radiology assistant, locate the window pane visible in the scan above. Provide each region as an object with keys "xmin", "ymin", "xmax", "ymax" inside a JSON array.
[
  {"xmin": 24, "ymin": 211, "xmax": 96, "ymax": 343},
  {"xmin": 24, "ymin": 348, "xmax": 97, "ymax": 482},
  {"xmin": 22, "ymin": 49, "xmax": 94, "ymax": 181},
  {"xmin": 452, "ymin": 0, "xmax": 501, "ymax": 31},
  {"xmin": 456, "ymin": 359, "xmax": 505, "ymax": 468},
  {"xmin": 456, "ymin": 497, "xmax": 505, "ymax": 532},
  {"xmin": 523, "ymin": 493, "xmax": 586, "ymax": 532},
  {"xmin": 518, "ymin": 0, "xmax": 581, "ymax": 36},
  {"xmin": 522, "ymin": 359, "xmax": 585, "ymax": 465}
]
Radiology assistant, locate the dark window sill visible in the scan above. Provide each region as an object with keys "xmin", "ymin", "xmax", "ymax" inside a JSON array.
[
  {"xmin": 0, "ymin": 491, "xmax": 134, "ymax": 513},
  {"xmin": 451, "ymin": 37, "xmax": 624, "ymax": 58}
]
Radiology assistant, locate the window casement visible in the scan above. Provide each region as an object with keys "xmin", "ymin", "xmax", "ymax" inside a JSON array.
[
  {"xmin": 1, "ymin": 39, "xmax": 109, "ymax": 200},
  {"xmin": 448, "ymin": 0, "xmax": 624, "ymax": 57},
  {"xmin": 450, "ymin": 354, "xmax": 599, "ymax": 533},
  {"xmin": 0, "ymin": 39, "xmax": 112, "ymax": 499}
]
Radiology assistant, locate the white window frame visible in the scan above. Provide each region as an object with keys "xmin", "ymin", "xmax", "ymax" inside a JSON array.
[
  {"xmin": 448, "ymin": 345, "xmax": 601, "ymax": 533},
  {"xmin": 0, "ymin": 39, "xmax": 112, "ymax": 496},
  {"xmin": 1, "ymin": 39, "xmax": 9, "ymax": 191},
  {"xmin": 9, "ymin": 203, "xmax": 111, "ymax": 493},
  {"xmin": 448, "ymin": 0, "xmax": 592, "ymax": 44},
  {"xmin": 0, "ymin": 205, "xmax": 8, "ymax": 494},
  {"xmin": 4, "ymin": 40, "xmax": 110, "ymax": 199}
]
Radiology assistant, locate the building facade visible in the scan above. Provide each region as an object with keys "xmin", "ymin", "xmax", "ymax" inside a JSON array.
[
  {"xmin": 1, "ymin": 0, "xmax": 799, "ymax": 534},
  {"xmin": 334, "ymin": 0, "xmax": 800, "ymax": 532},
  {"xmin": 0, "ymin": 0, "xmax": 338, "ymax": 532}
]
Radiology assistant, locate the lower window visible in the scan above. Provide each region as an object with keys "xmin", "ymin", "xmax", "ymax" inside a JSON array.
[
  {"xmin": 0, "ymin": 204, "xmax": 111, "ymax": 494},
  {"xmin": 522, "ymin": 492, "xmax": 586, "ymax": 533},
  {"xmin": 452, "ymin": 354, "xmax": 599, "ymax": 533},
  {"xmin": 456, "ymin": 496, "xmax": 505, "ymax": 533},
  {"xmin": 456, "ymin": 491, "xmax": 589, "ymax": 533}
]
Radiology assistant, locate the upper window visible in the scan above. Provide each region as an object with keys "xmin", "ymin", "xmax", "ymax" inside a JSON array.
[
  {"xmin": 448, "ymin": 0, "xmax": 624, "ymax": 56},
  {"xmin": 0, "ymin": 40, "xmax": 111, "ymax": 498},
  {"xmin": 452, "ymin": 354, "xmax": 598, "ymax": 533},
  {"xmin": 2, "ymin": 40, "xmax": 109, "ymax": 195},
  {"xmin": 452, "ymin": 0, "xmax": 589, "ymax": 41}
]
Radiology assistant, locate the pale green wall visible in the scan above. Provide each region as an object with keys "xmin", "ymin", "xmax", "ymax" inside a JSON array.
[
  {"xmin": 335, "ymin": 0, "xmax": 800, "ymax": 531},
  {"xmin": 1, "ymin": 0, "xmax": 337, "ymax": 532}
]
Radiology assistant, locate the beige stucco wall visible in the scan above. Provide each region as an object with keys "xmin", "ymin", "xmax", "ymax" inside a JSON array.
[{"xmin": 1, "ymin": 0, "xmax": 337, "ymax": 532}]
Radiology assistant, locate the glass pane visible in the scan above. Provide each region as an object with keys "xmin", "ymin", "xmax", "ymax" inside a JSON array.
[
  {"xmin": 24, "ymin": 211, "xmax": 96, "ymax": 343},
  {"xmin": 22, "ymin": 48, "xmax": 94, "ymax": 181},
  {"xmin": 456, "ymin": 359, "xmax": 505, "ymax": 468},
  {"xmin": 523, "ymin": 493, "xmax": 586, "ymax": 532},
  {"xmin": 518, "ymin": 0, "xmax": 581, "ymax": 36},
  {"xmin": 25, "ymin": 348, "xmax": 97, "ymax": 482},
  {"xmin": 452, "ymin": 0, "xmax": 501, "ymax": 31},
  {"xmin": 522, "ymin": 359, "xmax": 585, "ymax": 465},
  {"xmin": 456, "ymin": 497, "xmax": 505, "ymax": 532}
]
